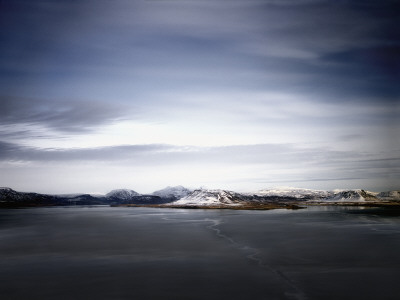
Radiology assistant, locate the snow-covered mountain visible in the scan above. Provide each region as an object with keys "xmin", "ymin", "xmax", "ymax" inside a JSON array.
[
  {"xmin": 106, "ymin": 189, "xmax": 140, "ymax": 200},
  {"xmin": 252, "ymin": 187, "xmax": 331, "ymax": 200},
  {"xmin": 152, "ymin": 186, "xmax": 192, "ymax": 200},
  {"xmin": 105, "ymin": 189, "xmax": 172, "ymax": 204},
  {"xmin": 251, "ymin": 187, "xmax": 385, "ymax": 203},
  {"xmin": 171, "ymin": 189, "xmax": 246, "ymax": 206},
  {"xmin": 0, "ymin": 187, "xmax": 27, "ymax": 201},
  {"xmin": 323, "ymin": 190, "xmax": 379, "ymax": 202}
]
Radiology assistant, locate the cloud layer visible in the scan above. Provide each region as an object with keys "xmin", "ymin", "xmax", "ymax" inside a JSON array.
[
  {"xmin": 0, "ymin": 0, "xmax": 399, "ymax": 192},
  {"xmin": 0, "ymin": 140, "xmax": 398, "ymax": 193}
]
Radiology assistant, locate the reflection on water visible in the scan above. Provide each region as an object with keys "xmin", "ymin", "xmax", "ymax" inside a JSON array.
[{"xmin": 0, "ymin": 206, "xmax": 399, "ymax": 300}]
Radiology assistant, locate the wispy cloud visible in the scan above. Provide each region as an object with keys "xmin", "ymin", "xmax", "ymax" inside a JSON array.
[
  {"xmin": 1, "ymin": 140, "xmax": 398, "ymax": 172},
  {"xmin": 0, "ymin": 95, "xmax": 132, "ymax": 133}
]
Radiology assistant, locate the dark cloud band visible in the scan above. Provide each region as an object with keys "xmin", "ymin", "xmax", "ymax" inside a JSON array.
[{"xmin": 0, "ymin": 95, "xmax": 131, "ymax": 132}]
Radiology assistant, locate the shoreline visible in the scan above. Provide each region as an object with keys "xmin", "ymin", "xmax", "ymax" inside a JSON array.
[{"xmin": 111, "ymin": 201, "xmax": 400, "ymax": 210}]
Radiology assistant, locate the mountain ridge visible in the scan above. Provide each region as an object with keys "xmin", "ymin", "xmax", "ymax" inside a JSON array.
[{"xmin": 1, "ymin": 186, "xmax": 399, "ymax": 208}]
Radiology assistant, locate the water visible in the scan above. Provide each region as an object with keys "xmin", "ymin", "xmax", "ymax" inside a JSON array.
[{"xmin": 0, "ymin": 206, "xmax": 399, "ymax": 300}]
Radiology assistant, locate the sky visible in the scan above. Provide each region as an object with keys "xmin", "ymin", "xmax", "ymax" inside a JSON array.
[{"xmin": 0, "ymin": 0, "xmax": 399, "ymax": 194}]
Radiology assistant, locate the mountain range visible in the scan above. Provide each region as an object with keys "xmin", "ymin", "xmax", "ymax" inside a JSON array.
[{"xmin": 1, "ymin": 186, "xmax": 399, "ymax": 208}]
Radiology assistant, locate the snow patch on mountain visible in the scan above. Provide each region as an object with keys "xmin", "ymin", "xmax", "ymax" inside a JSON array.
[
  {"xmin": 323, "ymin": 190, "xmax": 378, "ymax": 202},
  {"xmin": 252, "ymin": 187, "xmax": 330, "ymax": 200},
  {"xmin": 106, "ymin": 189, "xmax": 140, "ymax": 200},
  {"xmin": 377, "ymin": 190, "xmax": 400, "ymax": 200},
  {"xmin": 0, "ymin": 187, "xmax": 25, "ymax": 201}
]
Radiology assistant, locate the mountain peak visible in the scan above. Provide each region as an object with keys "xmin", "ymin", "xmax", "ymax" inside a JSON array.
[
  {"xmin": 0, "ymin": 187, "xmax": 15, "ymax": 192},
  {"xmin": 152, "ymin": 186, "xmax": 192, "ymax": 200}
]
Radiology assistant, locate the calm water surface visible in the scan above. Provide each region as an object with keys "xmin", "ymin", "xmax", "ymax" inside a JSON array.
[{"xmin": 0, "ymin": 206, "xmax": 399, "ymax": 300}]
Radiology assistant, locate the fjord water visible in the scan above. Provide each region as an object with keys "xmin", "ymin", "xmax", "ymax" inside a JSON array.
[{"xmin": 0, "ymin": 207, "xmax": 399, "ymax": 300}]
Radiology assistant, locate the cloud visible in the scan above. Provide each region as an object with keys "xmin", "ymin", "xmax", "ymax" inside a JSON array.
[
  {"xmin": 2, "ymin": 0, "xmax": 398, "ymax": 102},
  {"xmin": 0, "ymin": 95, "xmax": 131, "ymax": 133},
  {"xmin": 0, "ymin": 140, "xmax": 398, "ymax": 192},
  {"xmin": 0, "ymin": 140, "xmax": 397, "ymax": 169}
]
